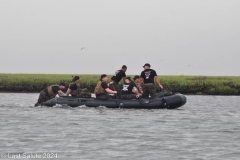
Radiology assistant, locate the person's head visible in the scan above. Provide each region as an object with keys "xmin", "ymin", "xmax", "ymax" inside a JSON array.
[
  {"xmin": 124, "ymin": 77, "xmax": 131, "ymax": 83},
  {"xmin": 121, "ymin": 65, "xmax": 127, "ymax": 72},
  {"xmin": 72, "ymin": 76, "xmax": 80, "ymax": 83},
  {"xmin": 133, "ymin": 75, "xmax": 140, "ymax": 83},
  {"xmin": 59, "ymin": 82, "xmax": 66, "ymax": 90},
  {"xmin": 143, "ymin": 63, "xmax": 151, "ymax": 70},
  {"xmin": 100, "ymin": 74, "xmax": 108, "ymax": 82}
]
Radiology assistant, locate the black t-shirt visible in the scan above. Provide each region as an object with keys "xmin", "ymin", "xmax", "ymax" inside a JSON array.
[
  {"xmin": 140, "ymin": 69, "xmax": 157, "ymax": 83},
  {"xmin": 101, "ymin": 82, "xmax": 109, "ymax": 89},
  {"xmin": 121, "ymin": 83, "xmax": 134, "ymax": 94},
  {"xmin": 69, "ymin": 83, "xmax": 78, "ymax": 90},
  {"xmin": 111, "ymin": 70, "xmax": 126, "ymax": 83}
]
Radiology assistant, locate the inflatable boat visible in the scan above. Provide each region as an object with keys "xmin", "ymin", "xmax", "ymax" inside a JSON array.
[{"xmin": 43, "ymin": 93, "xmax": 187, "ymax": 109}]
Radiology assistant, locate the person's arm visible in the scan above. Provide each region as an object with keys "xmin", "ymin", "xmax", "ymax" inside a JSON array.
[
  {"xmin": 58, "ymin": 90, "xmax": 66, "ymax": 96},
  {"xmin": 66, "ymin": 88, "xmax": 71, "ymax": 96},
  {"xmin": 132, "ymin": 87, "xmax": 142, "ymax": 98},
  {"xmin": 154, "ymin": 76, "xmax": 163, "ymax": 89},
  {"xmin": 132, "ymin": 86, "xmax": 138, "ymax": 94},
  {"xmin": 105, "ymin": 88, "xmax": 117, "ymax": 94},
  {"xmin": 132, "ymin": 86, "xmax": 141, "ymax": 95}
]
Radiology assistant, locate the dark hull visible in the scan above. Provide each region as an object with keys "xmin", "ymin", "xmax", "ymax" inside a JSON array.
[{"xmin": 43, "ymin": 93, "xmax": 187, "ymax": 109}]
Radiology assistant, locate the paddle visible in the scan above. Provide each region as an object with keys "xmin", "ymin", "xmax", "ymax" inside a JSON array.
[
  {"xmin": 137, "ymin": 96, "xmax": 149, "ymax": 104},
  {"xmin": 111, "ymin": 84, "xmax": 124, "ymax": 108}
]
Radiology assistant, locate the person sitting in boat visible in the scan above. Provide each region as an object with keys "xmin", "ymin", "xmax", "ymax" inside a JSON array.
[
  {"xmin": 140, "ymin": 63, "xmax": 164, "ymax": 98},
  {"xmin": 66, "ymin": 76, "xmax": 91, "ymax": 97},
  {"xmin": 133, "ymin": 75, "xmax": 143, "ymax": 96},
  {"xmin": 35, "ymin": 82, "xmax": 66, "ymax": 106},
  {"xmin": 66, "ymin": 76, "xmax": 80, "ymax": 97},
  {"xmin": 120, "ymin": 77, "xmax": 141, "ymax": 99},
  {"xmin": 109, "ymin": 65, "xmax": 127, "ymax": 98},
  {"xmin": 94, "ymin": 74, "xmax": 117, "ymax": 100}
]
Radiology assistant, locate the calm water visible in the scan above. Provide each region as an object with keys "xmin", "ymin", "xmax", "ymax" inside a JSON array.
[{"xmin": 0, "ymin": 93, "xmax": 240, "ymax": 160}]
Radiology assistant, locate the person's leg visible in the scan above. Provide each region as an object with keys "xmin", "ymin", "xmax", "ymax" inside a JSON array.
[
  {"xmin": 142, "ymin": 85, "xmax": 150, "ymax": 98},
  {"xmin": 35, "ymin": 91, "xmax": 48, "ymax": 106},
  {"xmin": 96, "ymin": 94, "xmax": 110, "ymax": 100},
  {"xmin": 149, "ymin": 85, "xmax": 157, "ymax": 98}
]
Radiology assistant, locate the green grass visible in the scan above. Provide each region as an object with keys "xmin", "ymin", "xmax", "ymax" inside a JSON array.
[{"xmin": 0, "ymin": 74, "xmax": 240, "ymax": 95}]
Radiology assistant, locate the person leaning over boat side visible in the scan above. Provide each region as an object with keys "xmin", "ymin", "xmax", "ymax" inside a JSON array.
[
  {"xmin": 66, "ymin": 76, "xmax": 81, "ymax": 97},
  {"xmin": 140, "ymin": 63, "xmax": 163, "ymax": 98},
  {"xmin": 35, "ymin": 82, "xmax": 66, "ymax": 106},
  {"xmin": 132, "ymin": 75, "xmax": 143, "ymax": 96},
  {"xmin": 120, "ymin": 77, "xmax": 141, "ymax": 99},
  {"xmin": 109, "ymin": 65, "xmax": 127, "ymax": 97},
  {"xmin": 94, "ymin": 74, "xmax": 117, "ymax": 100}
]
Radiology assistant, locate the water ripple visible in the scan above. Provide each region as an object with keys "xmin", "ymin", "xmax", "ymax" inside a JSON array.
[{"xmin": 0, "ymin": 94, "xmax": 240, "ymax": 159}]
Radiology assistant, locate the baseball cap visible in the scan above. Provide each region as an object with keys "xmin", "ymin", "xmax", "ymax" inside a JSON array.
[
  {"xmin": 100, "ymin": 74, "xmax": 107, "ymax": 80},
  {"xmin": 143, "ymin": 63, "xmax": 151, "ymax": 67},
  {"xmin": 72, "ymin": 76, "xmax": 80, "ymax": 82}
]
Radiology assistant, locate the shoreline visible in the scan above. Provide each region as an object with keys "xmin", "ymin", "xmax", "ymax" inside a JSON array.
[
  {"xmin": 0, "ymin": 74, "xmax": 240, "ymax": 95},
  {"xmin": 0, "ymin": 91, "xmax": 239, "ymax": 96}
]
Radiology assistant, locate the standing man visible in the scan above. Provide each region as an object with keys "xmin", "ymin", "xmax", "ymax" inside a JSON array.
[
  {"xmin": 35, "ymin": 82, "xmax": 66, "ymax": 106},
  {"xmin": 110, "ymin": 65, "xmax": 127, "ymax": 97},
  {"xmin": 140, "ymin": 63, "xmax": 163, "ymax": 98}
]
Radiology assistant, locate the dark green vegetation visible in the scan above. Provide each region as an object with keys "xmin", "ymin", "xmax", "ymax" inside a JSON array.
[{"xmin": 0, "ymin": 74, "xmax": 240, "ymax": 95}]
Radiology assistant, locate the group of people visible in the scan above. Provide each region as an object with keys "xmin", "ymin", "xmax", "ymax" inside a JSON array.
[{"xmin": 35, "ymin": 63, "xmax": 164, "ymax": 106}]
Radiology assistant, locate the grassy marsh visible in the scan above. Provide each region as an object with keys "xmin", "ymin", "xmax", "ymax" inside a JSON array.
[{"xmin": 0, "ymin": 74, "xmax": 240, "ymax": 95}]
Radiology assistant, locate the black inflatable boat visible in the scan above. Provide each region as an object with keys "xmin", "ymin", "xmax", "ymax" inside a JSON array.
[{"xmin": 43, "ymin": 93, "xmax": 187, "ymax": 109}]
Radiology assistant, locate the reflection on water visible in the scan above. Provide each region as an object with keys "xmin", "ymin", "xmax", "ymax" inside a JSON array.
[{"xmin": 0, "ymin": 93, "xmax": 240, "ymax": 159}]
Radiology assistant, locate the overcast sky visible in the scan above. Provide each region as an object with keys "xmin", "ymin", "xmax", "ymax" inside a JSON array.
[{"xmin": 0, "ymin": 0, "xmax": 239, "ymax": 76}]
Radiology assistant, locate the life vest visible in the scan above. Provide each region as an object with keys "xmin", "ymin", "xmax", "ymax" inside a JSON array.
[
  {"xmin": 69, "ymin": 82, "xmax": 81, "ymax": 96},
  {"xmin": 47, "ymin": 85, "xmax": 59, "ymax": 99},
  {"xmin": 94, "ymin": 81, "xmax": 106, "ymax": 94}
]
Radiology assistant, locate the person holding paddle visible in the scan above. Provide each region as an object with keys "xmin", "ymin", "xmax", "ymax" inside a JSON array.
[
  {"xmin": 120, "ymin": 77, "xmax": 141, "ymax": 99},
  {"xmin": 140, "ymin": 63, "xmax": 164, "ymax": 98},
  {"xmin": 94, "ymin": 74, "xmax": 117, "ymax": 100}
]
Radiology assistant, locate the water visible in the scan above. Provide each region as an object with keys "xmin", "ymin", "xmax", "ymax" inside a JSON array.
[{"xmin": 0, "ymin": 93, "xmax": 240, "ymax": 160}]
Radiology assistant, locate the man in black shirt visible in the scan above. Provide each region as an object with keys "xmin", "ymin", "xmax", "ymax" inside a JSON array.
[
  {"xmin": 94, "ymin": 74, "xmax": 117, "ymax": 100},
  {"xmin": 140, "ymin": 63, "xmax": 163, "ymax": 98},
  {"xmin": 121, "ymin": 77, "xmax": 141, "ymax": 99},
  {"xmin": 110, "ymin": 65, "xmax": 127, "ymax": 97},
  {"xmin": 35, "ymin": 82, "xmax": 66, "ymax": 106}
]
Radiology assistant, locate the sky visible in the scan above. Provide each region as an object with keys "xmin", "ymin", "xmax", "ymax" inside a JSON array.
[{"xmin": 0, "ymin": 0, "xmax": 240, "ymax": 76}]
